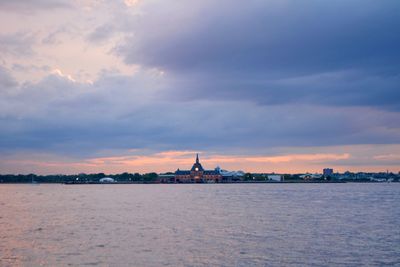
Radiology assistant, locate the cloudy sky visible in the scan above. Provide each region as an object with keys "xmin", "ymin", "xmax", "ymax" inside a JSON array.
[{"xmin": 0, "ymin": 0, "xmax": 399, "ymax": 174}]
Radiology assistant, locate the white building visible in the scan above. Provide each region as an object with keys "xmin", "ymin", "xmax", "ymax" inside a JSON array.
[
  {"xmin": 268, "ymin": 175, "xmax": 282, "ymax": 182},
  {"xmin": 300, "ymin": 173, "xmax": 322, "ymax": 180},
  {"xmin": 215, "ymin": 166, "xmax": 244, "ymax": 181},
  {"xmin": 99, "ymin": 177, "xmax": 115, "ymax": 183}
]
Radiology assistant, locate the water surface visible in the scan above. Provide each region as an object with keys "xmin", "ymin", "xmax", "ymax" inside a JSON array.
[{"xmin": 0, "ymin": 183, "xmax": 399, "ymax": 266}]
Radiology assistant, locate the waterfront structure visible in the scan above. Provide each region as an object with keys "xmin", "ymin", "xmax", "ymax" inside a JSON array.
[
  {"xmin": 175, "ymin": 154, "xmax": 222, "ymax": 183},
  {"xmin": 99, "ymin": 177, "xmax": 115, "ymax": 183},
  {"xmin": 268, "ymin": 175, "xmax": 282, "ymax": 182},
  {"xmin": 216, "ymin": 166, "xmax": 245, "ymax": 182},
  {"xmin": 300, "ymin": 173, "xmax": 322, "ymax": 180},
  {"xmin": 158, "ymin": 174, "xmax": 175, "ymax": 183}
]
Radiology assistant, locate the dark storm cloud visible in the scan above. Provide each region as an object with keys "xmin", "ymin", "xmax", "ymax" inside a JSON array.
[{"xmin": 115, "ymin": 0, "xmax": 400, "ymax": 110}]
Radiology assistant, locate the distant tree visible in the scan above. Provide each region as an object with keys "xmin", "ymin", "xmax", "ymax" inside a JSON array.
[
  {"xmin": 96, "ymin": 173, "xmax": 106, "ymax": 179},
  {"xmin": 117, "ymin": 172, "xmax": 133, "ymax": 181},
  {"xmin": 133, "ymin": 173, "xmax": 142, "ymax": 181},
  {"xmin": 291, "ymin": 174, "xmax": 301, "ymax": 180},
  {"xmin": 27, "ymin": 173, "xmax": 37, "ymax": 183},
  {"xmin": 142, "ymin": 172, "xmax": 158, "ymax": 182},
  {"xmin": 244, "ymin": 173, "xmax": 253, "ymax": 181}
]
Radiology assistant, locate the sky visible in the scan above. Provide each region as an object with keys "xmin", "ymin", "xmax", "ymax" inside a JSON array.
[{"xmin": 0, "ymin": 0, "xmax": 399, "ymax": 174}]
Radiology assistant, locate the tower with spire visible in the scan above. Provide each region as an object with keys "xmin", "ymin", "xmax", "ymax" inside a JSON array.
[
  {"xmin": 175, "ymin": 153, "xmax": 221, "ymax": 183},
  {"xmin": 191, "ymin": 153, "xmax": 204, "ymax": 172}
]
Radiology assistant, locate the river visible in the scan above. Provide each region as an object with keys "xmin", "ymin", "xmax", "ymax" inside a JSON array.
[{"xmin": 0, "ymin": 183, "xmax": 399, "ymax": 266}]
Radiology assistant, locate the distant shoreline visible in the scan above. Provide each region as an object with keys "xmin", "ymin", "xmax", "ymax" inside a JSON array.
[
  {"xmin": 64, "ymin": 181, "xmax": 349, "ymax": 185},
  {"xmin": 4, "ymin": 180, "xmax": 398, "ymax": 185}
]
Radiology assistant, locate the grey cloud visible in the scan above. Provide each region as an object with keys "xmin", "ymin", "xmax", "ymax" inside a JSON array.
[
  {"xmin": 117, "ymin": 0, "xmax": 400, "ymax": 71},
  {"xmin": 1, "ymin": 0, "xmax": 400, "ymax": 162},
  {"xmin": 0, "ymin": 66, "xmax": 17, "ymax": 89},
  {"xmin": 114, "ymin": 0, "xmax": 400, "ymax": 110},
  {"xmin": 41, "ymin": 27, "xmax": 71, "ymax": 45},
  {"xmin": 87, "ymin": 24, "xmax": 116, "ymax": 44},
  {"xmin": 1, "ymin": 69, "xmax": 400, "ymax": 157},
  {"xmin": 0, "ymin": 0, "xmax": 71, "ymax": 13},
  {"xmin": 0, "ymin": 32, "xmax": 35, "ymax": 56},
  {"xmin": 165, "ymin": 69, "xmax": 400, "ymax": 111},
  {"xmin": 12, "ymin": 64, "xmax": 50, "ymax": 73}
]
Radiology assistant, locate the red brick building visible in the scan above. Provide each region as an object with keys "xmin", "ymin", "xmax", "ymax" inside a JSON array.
[{"xmin": 175, "ymin": 154, "xmax": 222, "ymax": 183}]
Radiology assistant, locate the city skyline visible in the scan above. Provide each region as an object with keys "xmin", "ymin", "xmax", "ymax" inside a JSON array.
[{"xmin": 1, "ymin": 1, "xmax": 400, "ymax": 174}]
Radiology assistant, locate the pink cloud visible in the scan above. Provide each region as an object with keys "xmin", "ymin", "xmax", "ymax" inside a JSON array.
[{"xmin": 2, "ymin": 146, "xmax": 400, "ymax": 175}]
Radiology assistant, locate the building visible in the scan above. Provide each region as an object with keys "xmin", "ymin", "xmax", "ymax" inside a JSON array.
[
  {"xmin": 268, "ymin": 175, "xmax": 282, "ymax": 182},
  {"xmin": 300, "ymin": 173, "xmax": 322, "ymax": 180},
  {"xmin": 323, "ymin": 168, "xmax": 334, "ymax": 177},
  {"xmin": 157, "ymin": 174, "xmax": 175, "ymax": 183},
  {"xmin": 99, "ymin": 177, "xmax": 115, "ymax": 183},
  {"xmin": 216, "ymin": 166, "xmax": 245, "ymax": 182},
  {"xmin": 175, "ymin": 154, "xmax": 222, "ymax": 183}
]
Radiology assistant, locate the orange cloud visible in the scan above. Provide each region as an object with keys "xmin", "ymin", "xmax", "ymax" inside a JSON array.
[
  {"xmin": 4, "ymin": 147, "xmax": 399, "ymax": 175},
  {"xmin": 373, "ymin": 154, "xmax": 400, "ymax": 161},
  {"xmin": 243, "ymin": 153, "xmax": 350, "ymax": 163},
  {"xmin": 79, "ymin": 152, "xmax": 350, "ymax": 172}
]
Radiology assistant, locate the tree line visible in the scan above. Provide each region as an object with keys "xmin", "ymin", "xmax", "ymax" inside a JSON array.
[{"xmin": 0, "ymin": 172, "xmax": 159, "ymax": 183}]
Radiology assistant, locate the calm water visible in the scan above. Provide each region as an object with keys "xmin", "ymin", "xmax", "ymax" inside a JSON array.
[{"xmin": 0, "ymin": 183, "xmax": 399, "ymax": 266}]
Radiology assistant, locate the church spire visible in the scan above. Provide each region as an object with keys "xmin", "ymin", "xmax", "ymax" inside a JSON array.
[{"xmin": 191, "ymin": 153, "xmax": 204, "ymax": 172}]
